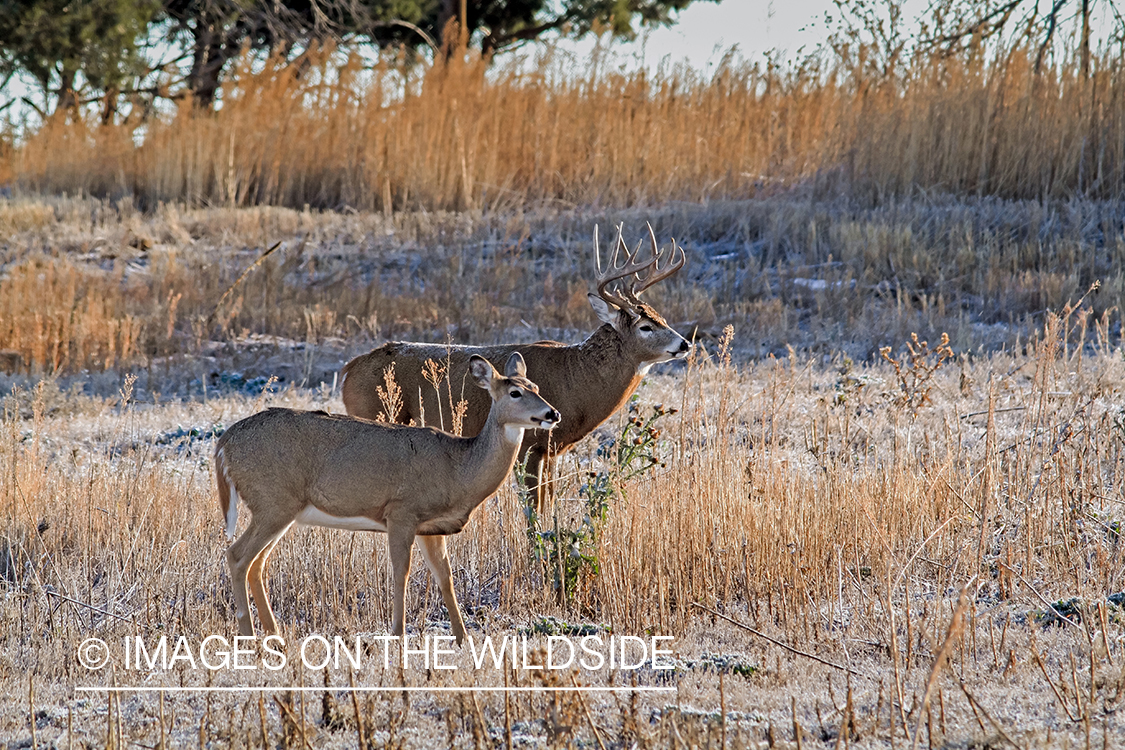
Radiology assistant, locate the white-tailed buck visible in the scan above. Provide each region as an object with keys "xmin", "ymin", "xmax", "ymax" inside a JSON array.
[
  {"xmin": 215, "ymin": 352, "xmax": 559, "ymax": 643},
  {"xmin": 341, "ymin": 224, "xmax": 690, "ymax": 512}
]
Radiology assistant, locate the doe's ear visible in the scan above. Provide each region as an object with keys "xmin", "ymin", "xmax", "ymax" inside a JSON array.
[
  {"xmin": 468, "ymin": 356, "xmax": 497, "ymax": 390},
  {"xmin": 588, "ymin": 293, "xmax": 623, "ymax": 328},
  {"xmin": 504, "ymin": 352, "xmax": 527, "ymax": 378}
]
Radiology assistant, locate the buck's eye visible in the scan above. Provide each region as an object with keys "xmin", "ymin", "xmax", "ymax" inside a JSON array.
[
  {"xmin": 510, "ymin": 390, "xmax": 522, "ymax": 399},
  {"xmin": 639, "ymin": 324, "xmax": 653, "ymax": 332}
]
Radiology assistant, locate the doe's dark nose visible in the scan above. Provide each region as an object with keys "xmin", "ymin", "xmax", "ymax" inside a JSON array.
[
  {"xmin": 677, "ymin": 339, "xmax": 691, "ymax": 353},
  {"xmin": 546, "ymin": 409, "xmax": 562, "ymax": 424}
]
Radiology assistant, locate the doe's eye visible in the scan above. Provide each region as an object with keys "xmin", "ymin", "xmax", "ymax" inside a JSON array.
[
  {"xmin": 510, "ymin": 390, "xmax": 522, "ymax": 399},
  {"xmin": 639, "ymin": 325, "xmax": 653, "ymax": 332}
]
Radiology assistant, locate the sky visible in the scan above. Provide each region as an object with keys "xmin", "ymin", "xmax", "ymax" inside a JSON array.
[
  {"xmin": 638, "ymin": 0, "xmax": 837, "ymax": 69},
  {"xmin": 572, "ymin": 0, "xmax": 1123, "ymax": 72},
  {"xmin": 538, "ymin": 0, "xmax": 840, "ymax": 74}
]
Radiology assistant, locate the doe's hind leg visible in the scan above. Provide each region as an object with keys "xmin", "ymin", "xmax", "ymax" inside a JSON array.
[
  {"xmin": 227, "ymin": 517, "xmax": 294, "ymax": 637},
  {"xmin": 246, "ymin": 530, "xmax": 290, "ymax": 636}
]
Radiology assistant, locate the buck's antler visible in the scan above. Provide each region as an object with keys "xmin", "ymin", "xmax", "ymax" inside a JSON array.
[
  {"xmin": 594, "ymin": 223, "xmax": 657, "ymax": 310},
  {"xmin": 615, "ymin": 223, "xmax": 687, "ymax": 306},
  {"xmin": 634, "ymin": 223, "xmax": 686, "ymax": 294}
]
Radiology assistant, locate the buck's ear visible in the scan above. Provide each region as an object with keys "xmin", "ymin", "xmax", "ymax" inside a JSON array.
[
  {"xmin": 588, "ymin": 293, "xmax": 622, "ymax": 328},
  {"xmin": 469, "ymin": 356, "xmax": 497, "ymax": 389},
  {"xmin": 504, "ymin": 352, "xmax": 527, "ymax": 378}
]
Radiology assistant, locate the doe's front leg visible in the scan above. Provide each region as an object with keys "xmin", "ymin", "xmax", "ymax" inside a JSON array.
[
  {"xmin": 386, "ymin": 523, "xmax": 417, "ymax": 639},
  {"xmin": 419, "ymin": 535, "xmax": 467, "ymax": 645}
]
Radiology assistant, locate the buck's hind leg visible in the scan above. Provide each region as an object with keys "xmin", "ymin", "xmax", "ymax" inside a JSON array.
[
  {"xmin": 227, "ymin": 516, "xmax": 293, "ymax": 637},
  {"xmin": 526, "ymin": 447, "xmax": 560, "ymax": 517},
  {"xmin": 542, "ymin": 453, "xmax": 558, "ymax": 509},
  {"xmin": 419, "ymin": 535, "xmax": 466, "ymax": 645}
]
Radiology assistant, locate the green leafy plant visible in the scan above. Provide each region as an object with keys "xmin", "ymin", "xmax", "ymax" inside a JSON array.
[{"xmin": 522, "ymin": 397, "xmax": 676, "ymax": 602}]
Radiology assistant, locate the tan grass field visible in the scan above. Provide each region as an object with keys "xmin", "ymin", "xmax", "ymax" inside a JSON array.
[{"xmin": 0, "ymin": 200, "xmax": 1123, "ymax": 748}]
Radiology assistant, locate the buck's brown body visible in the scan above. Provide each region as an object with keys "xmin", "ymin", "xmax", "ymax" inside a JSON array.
[{"xmin": 342, "ymin": 225, "xmax": 690, "ymax": 511}]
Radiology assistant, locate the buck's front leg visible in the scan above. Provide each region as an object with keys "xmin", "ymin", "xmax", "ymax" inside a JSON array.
[
  {"xmin": 524, "ymin": 447, "xmax": 548, "ymax": 516},
  {"xmin": 386, "ymin": 522, "xmax": 417, "ymax": 639}
]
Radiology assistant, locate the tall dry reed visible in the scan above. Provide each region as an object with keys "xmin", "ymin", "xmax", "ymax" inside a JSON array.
[{"xmin": 7, "ymin": 43, "xmax": 1125, "ymax": 208}]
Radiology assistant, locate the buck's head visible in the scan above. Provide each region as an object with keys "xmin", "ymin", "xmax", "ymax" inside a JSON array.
[
  {"xmin": 470, "ymin": 353, "xmax": 561, "ymax": 430},
  {"xmin": 588, "ymin": 223, "xmax": 691, "ymax": 368}
]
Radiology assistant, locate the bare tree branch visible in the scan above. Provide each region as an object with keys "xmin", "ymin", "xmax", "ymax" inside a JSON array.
[
  {"xmin": 371, "ymin": 19, "xmax": 438, "ymax": 56},
  {"xmin": 924, "ymin": 0, "xmax": 1023, "ymax": 48},
  {"xmin": 1036, "ymin": 0, "xmax": 1070, "ymax": 73}
]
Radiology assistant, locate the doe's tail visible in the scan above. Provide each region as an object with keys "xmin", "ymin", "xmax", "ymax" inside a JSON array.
[{"xmin": 215, "ymin": 446, "xmax": 239, "ymax": 541}]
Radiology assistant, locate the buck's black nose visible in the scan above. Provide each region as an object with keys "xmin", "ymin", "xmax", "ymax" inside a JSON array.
[
  {"xmin": 546, "ymin": 409, "xmax": 561, "ymax": 424},
  {"xmin": 677, "ymin": 339, "xmax": 691, "ymax": 354}
]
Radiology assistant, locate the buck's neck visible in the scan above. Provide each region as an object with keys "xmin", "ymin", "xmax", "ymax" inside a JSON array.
[
  {"xmin": 459, "ymin": 406, "xmax": 524, "ymax": 506},
  {"xmin": 574, "ymin": 323, "xmax": 644, "ymax": 406}
]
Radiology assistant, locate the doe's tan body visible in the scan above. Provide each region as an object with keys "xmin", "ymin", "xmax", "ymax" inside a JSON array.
[{"xmin": 215, "ymin": 353, "xmax": 559, "ymax": 643}]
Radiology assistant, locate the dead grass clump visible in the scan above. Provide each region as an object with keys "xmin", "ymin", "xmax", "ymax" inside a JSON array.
[{"xmin": 0, "ymin": 259, "xmax": 145, "ymax": 373}]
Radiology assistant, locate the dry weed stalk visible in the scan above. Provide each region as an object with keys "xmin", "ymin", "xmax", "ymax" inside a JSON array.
[
  {"xmin": 375, "ymin": 363, "xmax": 404, "ymax": 423},
  {"xmin": 912, "ymin": 577, "xmax": 977, "ymax": 750},
  {"xmin": 879, "ymin": 332, "xmax": 954, "ymax": 416},
  {"xmin": 422, "ymin": 358, "xmax": 447, "ymax": 431}
]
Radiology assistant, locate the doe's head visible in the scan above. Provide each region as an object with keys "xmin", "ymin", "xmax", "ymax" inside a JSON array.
[{"xmin": 470, "ymin": 353, "xmax": 560, "ymax": 430}]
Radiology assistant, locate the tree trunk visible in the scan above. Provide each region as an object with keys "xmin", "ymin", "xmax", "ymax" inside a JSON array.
[
  {"xmin": 54, "ymin": 69, "xmax": 78, "ymax": 118},
  {"xmin": 187, "ymin": 15, "xmax": 237, "ymax": 110},
  {"xmin": 101, "ymin": 87, "xmax": 119, "ymax": 124},
  {"xmin": 189, "ymin": 35, "xmax": 222, "ymax": 108},
  {"xmin": 1080, "ymin": 0, "xmax": 1091, "ymax": 80}
]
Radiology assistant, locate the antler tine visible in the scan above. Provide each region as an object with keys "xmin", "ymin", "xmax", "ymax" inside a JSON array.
[
  {"xmin": 632, "ymin": 223, "xmax": 686, "ymax": 296},
  {"xmin": 609, "ymin": 222, "xmax": 639, "ymax": 269},
  {"xmin": 593, "ymin": 223, "xmax": 656, "ymax": 309},
  {"xmin": 622, "ymin": 222, "xmax": 660, "ymax": 303},
  {"xmin": 593, "ymin": 223, "xmax": 631, "ymax": 273},
  {"xmin": 593, "ymin": 224, "xmax": 601, "ymax": 276}
]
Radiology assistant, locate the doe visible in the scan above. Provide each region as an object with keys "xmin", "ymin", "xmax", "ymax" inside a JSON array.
[{"xmin": 215, "ymin": 352, "xmax": 559, "ymax": 644}]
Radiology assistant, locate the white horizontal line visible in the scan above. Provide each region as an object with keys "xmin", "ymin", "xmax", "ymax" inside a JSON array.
[{"xmin": 77, "ymin": 686, "xmax": 675, "ymax": 694}]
